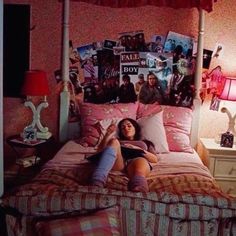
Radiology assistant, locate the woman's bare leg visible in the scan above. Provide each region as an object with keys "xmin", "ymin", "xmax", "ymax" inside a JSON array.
[{"xmin": 126, "ymin": 158, "xmax": 150, "ymax": 192}]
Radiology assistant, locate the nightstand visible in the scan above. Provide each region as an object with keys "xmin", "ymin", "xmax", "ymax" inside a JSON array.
[
  {"xmin": 5, "ymin": 135, "xmax": 57, "ymax": 191},
  {"xmin": 6, "ymin": 135, "xmax": 54, "ymax": 167},
  {"xmin": 200, "ymin": 138, "xmax": 236, "ymax": 197}
]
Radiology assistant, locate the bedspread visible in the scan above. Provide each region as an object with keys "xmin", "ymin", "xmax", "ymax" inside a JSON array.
[
  {"xmin": 2, "ymin": 152, "xmax": 235, "ymax": 217},
  {"xmin": 2, "ymin": 141, "xmax": 236, "ymax": 235}
]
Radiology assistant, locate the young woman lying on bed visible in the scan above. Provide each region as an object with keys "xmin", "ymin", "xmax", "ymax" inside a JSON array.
[{"xmin": 89, "ymin": 118, "xmax": 158, "ymax": 192}]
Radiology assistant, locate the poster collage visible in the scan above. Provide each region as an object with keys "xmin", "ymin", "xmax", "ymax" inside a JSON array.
[{"xmin": 54, "ymin": 30, "xmax": 203, "ymax": 121}]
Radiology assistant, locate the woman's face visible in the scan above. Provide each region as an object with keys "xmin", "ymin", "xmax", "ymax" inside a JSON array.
[{"xmin": 120, "ymin": 120, "xmax": 136, "ymax": 140}]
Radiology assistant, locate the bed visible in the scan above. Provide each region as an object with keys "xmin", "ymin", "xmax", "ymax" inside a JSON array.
[
  {"xmin": 2, "ymin": 0, "xmax": 236, "ymax": 235},
  {"xmin": 1, "ymin": 102, "xmax": 236, "ymax": 235}
]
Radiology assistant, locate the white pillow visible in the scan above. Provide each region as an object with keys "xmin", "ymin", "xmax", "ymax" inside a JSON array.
[{"xmin": 137, "ymin": 111, "xmax": 169, "ymax": 153}]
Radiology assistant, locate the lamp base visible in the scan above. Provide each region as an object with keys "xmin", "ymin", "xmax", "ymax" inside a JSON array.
[{"xmin": 37, "ymin": 131, "xmax": 52, "ymax": 140}]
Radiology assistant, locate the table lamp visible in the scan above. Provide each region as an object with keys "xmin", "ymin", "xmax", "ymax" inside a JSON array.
[
  {"xmin": 21, "ymin": 70, "xmax": 52, "ymax": 139},
  {"xmin": 219, "ymin": 77, "xmax": 236, "ymax": 143}
]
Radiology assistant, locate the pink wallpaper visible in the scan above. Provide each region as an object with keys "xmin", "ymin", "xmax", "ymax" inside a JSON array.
[{"xmin": 3, "ymin": 0, "xmax": 236, "ymax": 164}]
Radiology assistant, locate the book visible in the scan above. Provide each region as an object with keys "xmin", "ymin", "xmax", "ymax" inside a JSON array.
[{"xmin": 16, "ymin": 155, "xmax": 41, "ymax": 167}]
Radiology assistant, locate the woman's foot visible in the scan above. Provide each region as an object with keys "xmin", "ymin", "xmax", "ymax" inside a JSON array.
[
  {"xmin": 128, "ymin": 175, "xmax": 149, "ymax": 193},
  {"xmin": 90, "ymin": 179, "xmax": 105, "ymax": 187}
]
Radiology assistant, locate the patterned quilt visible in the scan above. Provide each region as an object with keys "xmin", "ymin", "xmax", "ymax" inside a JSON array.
[{"xmin": 1, "ymin": 148, "xmax": 236, "ymax": 235}]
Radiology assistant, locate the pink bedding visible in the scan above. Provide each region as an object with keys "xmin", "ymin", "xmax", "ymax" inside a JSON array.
[
  {"xmin": 2, "ymin": 140, "xmax": 236, "ymax": 236},
  {"xmin": 42, "ymin": 140, "xmax": 215, "ymax": 193}
]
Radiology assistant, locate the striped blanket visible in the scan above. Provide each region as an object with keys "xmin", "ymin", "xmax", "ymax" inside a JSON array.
[{"xmin": 1, "ymin": 144, "xmax": 236, "ymax": 235}]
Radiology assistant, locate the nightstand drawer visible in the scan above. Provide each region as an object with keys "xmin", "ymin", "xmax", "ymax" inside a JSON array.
[
  {"xmin": 214, "ymin": 158, "xmax": 236, "ymax": 178},
  {"xmin": 216, "ymin": 180, "xmax": 236, "ymax": 196}
]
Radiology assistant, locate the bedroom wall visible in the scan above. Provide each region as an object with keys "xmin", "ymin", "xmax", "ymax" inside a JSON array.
[{"xmin": 3, "ymin": 0, "xmax": 236, "ymax": 166}]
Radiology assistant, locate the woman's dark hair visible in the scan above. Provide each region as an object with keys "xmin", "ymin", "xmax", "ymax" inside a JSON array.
[{"xmin": 117, "ymin": 118, "xmax": 141, "ymax": 140}]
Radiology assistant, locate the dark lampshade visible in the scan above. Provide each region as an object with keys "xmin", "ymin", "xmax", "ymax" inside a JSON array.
[
  {"xmin": 21, "ymin": 70, "xmax": 50, "ymax": 96},
  {"xmin": 219, "ymin": 77, "xmax": 236, "ymax": 101}
]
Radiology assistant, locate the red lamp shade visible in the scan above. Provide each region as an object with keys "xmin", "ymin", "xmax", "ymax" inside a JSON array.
[
  {"xmin": 219, "ymin": 77, "xmax": 236, "ymax": 101},
  {"xmin": 21, "ymin": 70, "xmax": 50, "ymax": 96}
]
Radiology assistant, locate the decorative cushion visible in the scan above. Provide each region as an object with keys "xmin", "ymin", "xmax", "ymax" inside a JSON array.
[
  {"xmin": 162, "ymin": 105, "xmax": 193, "ymax": 153},
  {"xmin": 137, "ymin": 111, "xmax": 169, "ymax": 153},
  {"xmin": 79, "ymin": 102, "xmax": 138, "ymax": 146},
  {"xmin": 97, "ymin": 114, "xmax": 168, "ymax": 153},
  {"xmin": 137, "ymin": 102, "xmax": 193, "ymax": 153},
  {"xmin": 136, "ymin": 102, "xmax": 162, "ymax": 119},
  {"xmin": 35, "ymin": 206, "xmax": 121, "ymax": 236}
]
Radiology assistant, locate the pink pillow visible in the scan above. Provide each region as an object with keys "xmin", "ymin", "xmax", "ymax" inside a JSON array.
[
  {"xmin": 35, "ymin": 206, "xmax": 120, "ymax": 236},
  {"xmin": 79, "ymin": 102, "xmax": 138, "ymax": 146},
  {"xmin": 136, "ymin": 102, "xmax": 162, "ymax": 119},
  {"xmin": 137, "ymin": 102, "xmax": 193, "ymax": 153},
  {"xmin": 162, "ymin": 105, "xmax": 193, "ymax": 153},
  {"xmin": 137, "ymin": 111, "xmax": 169, "ymax": 153}
]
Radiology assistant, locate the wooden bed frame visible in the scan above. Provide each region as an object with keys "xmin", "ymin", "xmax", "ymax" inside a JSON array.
[{"xmin": 0, "ymin": 0, "xmax": 214, "ymax": 197}]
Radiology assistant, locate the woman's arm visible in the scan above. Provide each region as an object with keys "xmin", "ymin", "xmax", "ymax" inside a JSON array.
[
  {"xmin": 142, "ymin": 150, "xmax": 158, "ymax": 163},
  {"xmin": 97, "ymin": 124, "xmax": 116, "ymax": 151}
]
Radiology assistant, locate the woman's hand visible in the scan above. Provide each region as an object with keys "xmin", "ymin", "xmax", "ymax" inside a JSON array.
[
  {"xmin": 143, "ymin": 150, "xmax": 158, "ymax": 163},
  {"xmin": 106, "ymin": 124, "xmax": 116, "ymax": 136},
  {"xmin": 98, "ymin": 123, "xmax": 116, "ymax": 151}
]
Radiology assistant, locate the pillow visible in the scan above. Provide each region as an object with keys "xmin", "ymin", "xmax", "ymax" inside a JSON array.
[
  {"xmin": 136, "ymin": 102, "xmax": 193, "ymax": 153},
  {"xmin": 79, "ymin": 102, "xmax": 138, "ymax": 146},
  {"xmin": 136, "ymin": 102, "xmax": 162, "ymax": 119},
  {"xmin": 162, "ymin": 105, "xmax": 193, "ymax": 153},
  {"xmin": 35, "ymin": 206, "xmax": 121, "ymax": 236},
  {"xmin": 137, "ymin": 111, "xmax": 169, "ymax": 153},
  {"xmin": 97, "ymin": 113, "xmax": 168, "ymax": 153}
]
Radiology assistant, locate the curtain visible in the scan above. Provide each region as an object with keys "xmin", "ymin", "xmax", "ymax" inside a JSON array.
[{"xmin": 73, "ymin": 0, "xmax": 217, "ymax": 12}]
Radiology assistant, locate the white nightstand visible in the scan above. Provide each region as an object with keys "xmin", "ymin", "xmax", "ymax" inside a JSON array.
[{"xmin": 200, "ymin": 138, "xmax": 236, "ymax": 197}]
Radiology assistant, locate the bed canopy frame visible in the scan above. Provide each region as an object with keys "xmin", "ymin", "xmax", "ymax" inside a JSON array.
[
  {"xmin": 0, "ymin": 0, "xmax": 216, "ymax": 197},
  {"xmin": 59, "ymin": 0, "xmax": 216, "ymax": 145}
]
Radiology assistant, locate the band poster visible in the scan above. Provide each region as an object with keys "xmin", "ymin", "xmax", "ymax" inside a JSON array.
[{"xmin": 54, "ymin": 31, "xmax": 200, "ymax": 121}]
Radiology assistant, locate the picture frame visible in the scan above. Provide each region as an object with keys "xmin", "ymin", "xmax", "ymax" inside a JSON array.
[
  {"xmin": 22, "ymin": 125, "xmax": 37, "ymax": 143},
  {"xmin": 220, "ymin": 131, "xmax": 234, "ymax": 148}
]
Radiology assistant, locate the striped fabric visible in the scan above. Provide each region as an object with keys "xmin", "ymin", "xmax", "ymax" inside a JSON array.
[{"xmin": 2, "ymin": 149, "xmax": 236, "ymax": 235}]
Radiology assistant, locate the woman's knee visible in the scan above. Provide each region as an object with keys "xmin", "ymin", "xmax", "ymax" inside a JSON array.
[
  {"xmin": 127, "ymin": 158, "xmax": 150, "ymax": 177},
  {"xmin": 108, "ymin": 138, "xmax": 120, "ymax": 149}
]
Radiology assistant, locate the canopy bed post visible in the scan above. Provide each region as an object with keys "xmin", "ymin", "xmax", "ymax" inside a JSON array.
[
  {"xmin": 191, "ymin": 8, "xmax": 205, "ymax": 149},
  {"xmin": 0, "ymin": 1, "xmax": 3, "ymax": 197},
  {"xmin": 59, "ymin": 0, "xmax": 70, "ymax": 142}
]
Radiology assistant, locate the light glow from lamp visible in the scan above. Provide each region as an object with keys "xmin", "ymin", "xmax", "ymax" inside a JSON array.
[
  {"xmin": 219, "ymin": 77, "xmax": 236, "ymax": 137},
  {"xmin": 21, "ymin": 70, "xmax": 52, "ymax": 139},
  {"xmin": 219, "ymin": 78, "xmax": 236, "ymax": 101}
]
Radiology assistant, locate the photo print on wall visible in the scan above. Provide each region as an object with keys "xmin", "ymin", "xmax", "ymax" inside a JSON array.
[
  {"xmin": 118, "ymin": 30, "xmax": 148, "ymax": 52},
  {"xmin": 66, "ymin": 30, "xmax": 196, "ymax": 110},
  {"xmin": 163, "ymin": 31, "xmax": 194, "ymax": 57},
  {"xmin": 76, "ymin": 44, "xmax": 98, "ymax": 84},
  {"xmin": 146, "ymin": 34, "xmax": 165, "ymax": 53}
]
